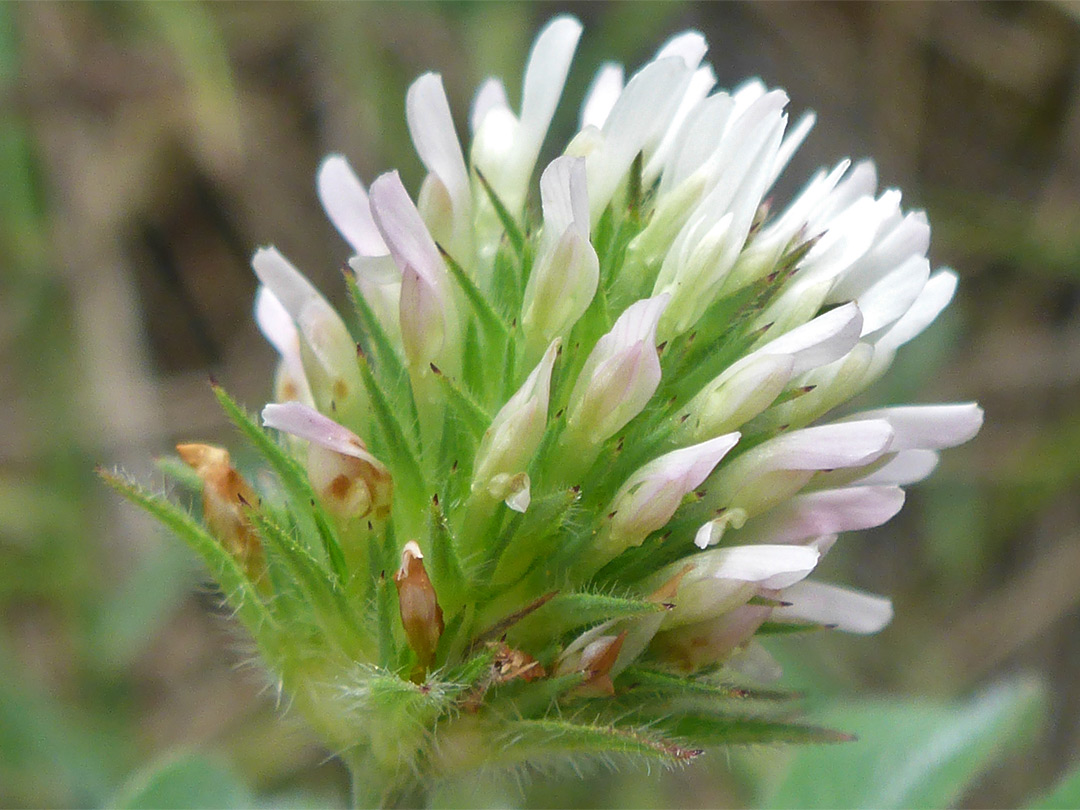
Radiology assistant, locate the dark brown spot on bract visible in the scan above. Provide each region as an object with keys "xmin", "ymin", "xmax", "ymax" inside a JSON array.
[{"xmin": 328, "ymin": 474, "xmax": 352, "ymax": 500}]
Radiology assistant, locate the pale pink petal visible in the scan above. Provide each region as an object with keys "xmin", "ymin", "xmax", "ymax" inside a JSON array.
[
  {"xmin": 774, "ymin": 580, "xmax": 893, "ymax": 634},
  {"xmin": 749, "ymin": 486, "xmax": 906, "ymax": 544},
  {"xmin": 262, "ymin": 401, "xmax": 374, "ymax": 462},
  {"xmin": 876, "ymin": 269, "xmax": 958, "ymax": 352},
  {"xmin": 406, "ymin": 73, "xmax": 470, "ymax": 208},
  {"xmin": 844, "ymin": 404, "xmax": 983, "ymax": 451},
  {"xmin": 316, "ymin": 155, "xmax": 387, "ymax": 256},
  {"xmin": 369, "ymin": 171, "xmax": 457, "ymax": 368},
  {"xmin": 856, "ymin": 449, "xmax": 940, "ymax": 486},
  {"xmin": 760, "ymin": 302, "xmax": 863, "ymax": 376},
  {"xmin": 608, "ymin": 432, "xmax": 741, "ymax": 546}
]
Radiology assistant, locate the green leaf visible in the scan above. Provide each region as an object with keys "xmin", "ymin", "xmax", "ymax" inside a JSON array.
[
  {"xmin": 1028, "ymin": 760, "xmax": 1080, "ymax": 810},
  {"xmin": 763, "ymin": 677, "xmax": 1046, "ymax": 810},
  {"xmin": 357, "ymin": 355, "xmax": 429, "ymax": 508},
  {"xmin": 433, "ymin": 365, "xmax": 492, "ymax": 439},
  {"xmin": 660, "ymin": 713, "xmax": 853, "ymax": 748},
  {"xmin": 617, "ymin": 667, "xmax": 797, "ymax": 703},
  {"xmin": 494, "ymin": 718, "xmax": 701, "ymax": 766},
  {"xmin": 475, "ymin": 168, "xmax": 525, "ymax": 256},
  {"xmin": 100, "ymin": 471, "xmax": 277, "ymax": 643},
  {"xmin": 511, "ymin": 592, "xmax": 665, "ymax": 641},
  {"xmin": 154, "ymin": 454, "xmax": 204, "ymax": 493},
  {"xmin": 109, "ymin": 751, "xmax": 254, "ymax": 810},
  {"xmin": 427, "ymin": 497, "xmax": 470, "ymax": 616},
  {"xmin": 245, "ymin": 509, "xmax": 369, "ymax": 661},
  {"xmin": 439, "ymin": 244, "xmax": 511, "ymax": 341},
  {"xmin": 211, "ymin": 385, "xmax": 347, "ymax": 584}
]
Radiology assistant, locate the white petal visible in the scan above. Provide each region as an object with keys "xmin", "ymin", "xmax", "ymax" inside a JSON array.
[
  {"xmin": 588, "ymin": 56, "xmax": 689, "ymax": 221},
  {"xmin": 856, "ymin": 449, "xmax": 940, "ymax": 485},
  {"xmin": 580, "ymin": 63, "xmax": 623, "ymax": 130},
  {"xmin": 741, "ymin": 419, "xmax": 896, "ymax": 474},
  {"xmin": 540, "ymin": 156, "xmax": 589, "ymax": 239},
  {"xmin": 810, "ymin": 160, "xmax": 878, "ymax": 229},
  {"xmin": 474, "ymin": 340, "xmax": 559, "ymax": 487},
  {"xmin": 252, "ymin": 247, "xmax": 325, "ymax": 320},
  {"xmin": 654, "ymin": 30, "xmax": 707, "ymax": 67},
  {"xmin": 255, "ymin": 285, "xmax": 298, "ymax": 358},
  {"xmin": 470, "ymin": 77, "xmax": 509, "ymax": 134},
  {"xmin": 504, "ymin": 475, "xmax": 531, "ymax": 513},
  {"xmin": 760, "ymin": 302, "xmax": 863, "ymax": 376},
  {"xmin": 875, "ymin": 269, "xmax": 957, "ymax": 352},
  {"xmin": 519, "ymin": 15, "xmax": 583, "ymax": 154},
  {"xmin": 262, "ymin": 401, "xmax": 373, "ymax": 461},
  {"xmin": 853, "ymin": 255, "xmax": 930, "ymax": 336},
  {"xmin": 830, "ymin": 210, "xmax": 930, "ymax": 302},
  {"xmin": 663, "ymin": 92, "xmax": 735, "ymax": 193},
  {"xmin": 406, "ymin": 73, "xmax": 470, "ymax": 207},
  {"xmin": 767, "ymin": 110, "xmax": 815, "ymax": 190},
  {"xmin": 687, "ymin": 544, "xmax": 820, "ymax": 589},
  {"xmin": 774, "ymin": 580, "xmax": 893, "ymax": 634},
  {"xmin": 644, "ymin": 65, "xmax": 716, "ymax": 185},
  {"xmin": 844, "ymin": 404, "xmax": 983, "ymax": 451},
  {"xmin": 316, "ymin": 155, "xmax": 387, "ymax": 256},
  {"xmin": 749, "ymin": 486, "xmax": 906, "ymax": 544}
]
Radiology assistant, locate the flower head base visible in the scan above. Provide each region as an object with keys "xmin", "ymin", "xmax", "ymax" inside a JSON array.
[{"xmin": 112, "ymin": 14, "xmax": 984, "ymax": 799}]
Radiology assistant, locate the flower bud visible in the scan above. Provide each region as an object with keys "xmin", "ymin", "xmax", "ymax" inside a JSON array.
[
  {"xmin": 176, "ymin": 443, "xmax": 266, "ymax": 583},
  {"xmin": 262, "ymin": 402, "xmax": 392, "ymax": 521},
  {"xmin": 650, "ymin": 604, "xmax": 772, "ymax": 673},
  {"xmin": 565, "ymin": 294, "xmax": 669, "ymax": 448},
  {"xmin": 701, "ymin": 419, "xmax": 895, "ymax": 534},
  {"xmin": 559, "ymin": 632, "xmax": 627, "ymax": 697},
  {"xmin": 252, "ymin": 248, "xmax": 363, "ymax": 420},
  {"xmin": 369, "ymin": 171, "xmax": 461, "ymax": 377},
  {"xmin": 521, "ymin": 157, "xmax": 598, "ymax": 357},
  {"xmin": 649, "ymin": 544, "xmax": 819, "ymax": 628},
  {"xmin": 595, "ymin": 432, "xmax": 740, "ymax": 564},
  {"xmin": 472, "ymin": 340, "xmax": 559, "ymax": 509},
  {"xmin": 394, "ymin": 541, "xmax": 444, "ymax": 671}
]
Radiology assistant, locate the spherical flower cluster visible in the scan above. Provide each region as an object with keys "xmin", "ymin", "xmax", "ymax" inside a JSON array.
[{"xmin": 111, "ymin": 15, "xmax": 982, "ymax": 802}]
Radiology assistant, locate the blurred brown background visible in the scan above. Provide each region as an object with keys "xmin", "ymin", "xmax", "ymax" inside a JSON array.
[{"xmin": 2, "ymin": 2, "xmax": 1080, "ymax": 807}]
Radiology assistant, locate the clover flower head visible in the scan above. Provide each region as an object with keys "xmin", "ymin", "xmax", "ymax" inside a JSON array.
[{"xmin": 110, "ymin": 14, "xmax": 983, "ymax": 801}]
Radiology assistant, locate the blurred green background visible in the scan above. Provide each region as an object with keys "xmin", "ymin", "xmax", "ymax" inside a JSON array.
[{"xmin": 2, "ymin": 2, "xmax": 1080, "ymax": 807}]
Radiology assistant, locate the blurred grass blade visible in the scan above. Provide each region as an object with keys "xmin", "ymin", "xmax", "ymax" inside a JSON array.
[
  {"xmin": 109, "ymin": 752, "xmax": 254, "ymax": 810},
  {"xmin": 763, "ymin": 677, "xmax": 1046, "ymax": 809},
  {"xmin": 1027, "ymin": 760, "xmax": 1080, "ymax": 810},
  {"xmin": 0, "ymin": 638, "xmax": 117, "ymax": 806}
]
